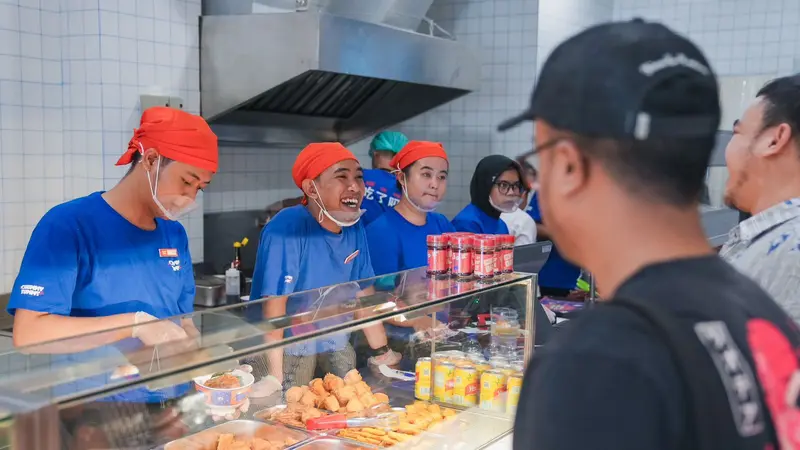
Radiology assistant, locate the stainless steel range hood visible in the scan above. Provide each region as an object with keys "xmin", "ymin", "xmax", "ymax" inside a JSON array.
[{"xmin": 200, "ymin": 6, "xmax": 480, "ymax": 147}]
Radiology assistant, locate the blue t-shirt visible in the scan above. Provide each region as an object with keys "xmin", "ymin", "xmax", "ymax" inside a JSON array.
[
  {"xmin": 366, "ymin": 209, "xmax": 456, "ymax": 276},
  {"xmin": 366, "ymin": 209, "xmax": 454, "ymax": 341},
  {"xmin": 8, "ymin": 191, "xmax": 195, "ymax": 402},
  {"xmin": 452, "ymin": 203, "xmax": 510, "ymax": 235},
  {"xmin": 527, "ymin": 193, "xmax": 581, "ymax": 290},
  {"xmin": 250, "ymin": 205, "xmax": 375, "ymax": 355},
  {"xmin": 361, "ymin": 169, "xmax": 402, "ymax": 226}
]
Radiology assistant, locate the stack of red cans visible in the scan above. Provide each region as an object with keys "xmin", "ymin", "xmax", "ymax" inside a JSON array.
[{"xmin": 426, "ymin": 233, "xmax": 515, "ymax": 278}]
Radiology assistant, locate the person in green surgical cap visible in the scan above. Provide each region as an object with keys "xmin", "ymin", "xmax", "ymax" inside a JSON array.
[
  {"xmin": 362, "ymin": 131, "xmax": 410, "ymax": 225},
  {"xmin": 370, "ymin": 130, "xmax": 409, "ymax": 171}
]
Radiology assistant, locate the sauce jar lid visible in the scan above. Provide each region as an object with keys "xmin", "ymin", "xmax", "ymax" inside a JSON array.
[
  {"xmin": 427, "ymin": 234, "xmax": 448, "ymax": 246},
  {"xmin": 448, "ymin": 233, "xmax": 474, "ymax": 247},
  {"xmin": 473, "ymin": 234, "xmax": 497, "ymax": 249}
]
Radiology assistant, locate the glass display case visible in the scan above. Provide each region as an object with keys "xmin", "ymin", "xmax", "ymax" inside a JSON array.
[{"xmin": 0, "ymin": 267, "xmax": 535, "ymax": 450}]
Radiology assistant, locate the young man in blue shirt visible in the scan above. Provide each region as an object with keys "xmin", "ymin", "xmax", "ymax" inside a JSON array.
[{"xmin": 250, "ymin": 142, "xmax": 401, "ymax": 390}]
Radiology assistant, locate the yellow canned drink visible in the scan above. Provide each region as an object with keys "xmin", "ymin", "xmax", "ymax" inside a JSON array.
[
  {"xmin": 433, "ymin": 361, "xmax": 456, "ymax": 403},
  {"xmin": 506, "ymin": 372, "xmax": 524, "ymax": 414},
  {"xmin": 415, "ymin": 357, "xmax": 432, "ymax": 401},
  {"xmin": 479, "ymin": 369, "xmax": 507, "ymax": 413},
  {"xmin": 475, "ymin": 363, "xmax": 493, "ymax": 375},
  {"xmin": 453, "ymin": 366, "xmax": 479, "ymax": 407}
]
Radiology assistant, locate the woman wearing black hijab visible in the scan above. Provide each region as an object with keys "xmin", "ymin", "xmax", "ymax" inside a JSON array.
[{"xmin": 452, "ymin": 155, "xmax": 526, "ymax": 234}]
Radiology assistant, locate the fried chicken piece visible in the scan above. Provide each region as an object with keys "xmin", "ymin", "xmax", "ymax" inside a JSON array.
[
  {"xmin": 323, "ymin": 373, "xmax": 345, "ymax": 392},
  {"xmin": 228, "ymin": 442, "xmax": 250, "ymax": 450},
  {"xmin": 354, "ymin": 381, "xmax": 371, "ymax": 396},
  {"xmin": 345, "ymin": 397, "xmax": 364, "ymax": 413},
  {"xmin": 374, "ymin": 392, "xmax": 389, "ymax": 404},
  {"xmin": 323, "ymin": 395, "xmax": 340, "ymax": 412},
  {"xmin": 314, "ymin": 392, "xmax": 330, "ymax": 409},
  {"xmin": 359, "ymin": 393, "xmax": 378, "ymax": 408},
  {"xmin": 299, "ymin": 390, "xmax": 317, "ymax": 407},
  {"xmin": 427, "ymin": 404, "xmax": 441, "ymax": 415},
  {"xmin": 396, "ymin": 423, "xmax": 422, "ymax": 435},
  {"xmin": 343, "ymin": 369, "xmax": 362, "ymax": 385},
  {"xmin": 250, "ymin": 438, "xmax": 273, "ymax": 450},
  {"xmin": 441, "ymin": 408, "xmax": 456, "ymax": 417},
  {"xmin": 216, "ymin": 434, "xmax": 235, "ymax": 450},
  {"xmin": 333, "ymin": 385, "xmax": 356, "ymax": 405},
  {"xmin": 309, "ymin": 378, "xmax": 326, "ymax": 396},
  {"xmin": 285, "ymin": 386, "xmax": 304, "ymax": 404},
  {"xmin": 301, "ymin": 408, "xmax": 323, "ymax": 424}
]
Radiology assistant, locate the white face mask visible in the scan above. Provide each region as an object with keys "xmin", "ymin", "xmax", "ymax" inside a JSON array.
[
  {"xmin": 402, "ymin": 184, "xmax": 440, "ymax": 213},
  {"xmin": 490, "ymin": 196, "xmax": 523, "ymax": 214},
  {"xmin": 141, "ymin": 144, "xmax": 197, "ymax": 221},
  {"xmin": 310, "ymin": 180, "xmax": 364, "ymax": 227}
]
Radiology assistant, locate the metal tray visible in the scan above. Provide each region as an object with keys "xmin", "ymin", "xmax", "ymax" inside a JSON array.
[
  {"xmin": 293, "ymin": 437, "xmax": 378, "ymax": 449},
  {"xmin": 163, "ymin": 420, "xmax": 311, "ymax": 450}
]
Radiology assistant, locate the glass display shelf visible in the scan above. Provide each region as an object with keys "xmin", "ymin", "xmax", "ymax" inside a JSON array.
[{"xmin": 0, "ymin": 267, "xmax": 536, "ymax": 450}]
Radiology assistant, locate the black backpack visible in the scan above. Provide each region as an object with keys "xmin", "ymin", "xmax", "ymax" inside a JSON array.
[{"xmin": 609, "ymin": 296, "xmax": 800, "ymax": 449}]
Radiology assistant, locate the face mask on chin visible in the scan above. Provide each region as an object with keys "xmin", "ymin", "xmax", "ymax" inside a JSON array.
[
  {"xmin": 310, "ymin": 180, "xmax": 364, "ymax": 227},
  {"xmin": 141, "ymin": 145, "xmax": 197, "ymax": 221},
  {"xmin": 490, "ymin": 196, "xmax": 523, "ymax": 214}
]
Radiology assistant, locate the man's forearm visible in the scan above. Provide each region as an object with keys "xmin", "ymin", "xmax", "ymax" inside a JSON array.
[
  {"xmin": 263, "ymin": 297, "xmax": 288, "ymax": 381},
  {"xmin": 13, "ymin": 311, "xmax": 134, "ymax": 353}
]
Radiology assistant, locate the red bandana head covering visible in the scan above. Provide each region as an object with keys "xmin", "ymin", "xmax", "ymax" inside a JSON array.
[
  {"xmin": 292, "ymin": 142, "xmax": 358, "ymax": 188},
  {"xmin": 389, "ymin": 141, "xmax": 448, "ymax": 171},
  {"xmin": 116, "ymin": 107, "xmax": 219, "ymax": 172}
]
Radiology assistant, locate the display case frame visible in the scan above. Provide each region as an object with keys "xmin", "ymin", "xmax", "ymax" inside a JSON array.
[{"xmin": 0, "ymin": 267, "xmax": 536, "ymax": 450}]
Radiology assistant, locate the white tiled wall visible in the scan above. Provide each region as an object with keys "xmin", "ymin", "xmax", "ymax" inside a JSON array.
[
  {"xmin": 614, "ymin": 0, "xmax": 800, "ymax": 77},
  {"xmin": 204, "ymin": 0, "xmax": 541, "ymax": 219},
  {"xmin": 537, "ymin": 0, "xmax": 614, "ymax": 74},
  {"xmin": 0, "ymin": 0, "xmax": 203, "ymax": 293}
]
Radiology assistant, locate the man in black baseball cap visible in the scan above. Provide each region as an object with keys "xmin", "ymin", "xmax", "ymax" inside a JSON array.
[{"xmin": 504, "ymin": 19, "xmax": 800, "ymax": 450}]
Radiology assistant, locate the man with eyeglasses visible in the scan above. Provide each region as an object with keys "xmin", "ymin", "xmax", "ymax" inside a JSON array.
[{"xmin": 500, "ymin": 19, "xmax": 799, "ymax": 450}]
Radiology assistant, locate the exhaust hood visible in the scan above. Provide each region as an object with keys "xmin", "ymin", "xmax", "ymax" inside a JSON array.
[{"xmin": 200, "ymin": 8, "xmax": 480, "ymax": 147}]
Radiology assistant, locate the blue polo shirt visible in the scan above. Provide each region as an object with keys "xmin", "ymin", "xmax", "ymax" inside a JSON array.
[
  {"xmin": 361, "ymin": 169, "xmax": 402, "ymax": 226},
  {"xmin": 452, "ymin": 203, "xmax": 510, "ymax": 235},
  {"xmin": 366, "ymin": 208, "xmax": 456, "ymax": 276},
  {"xmin": 527, "ymin": 193, "xmax": 581, "ymax": 290},
  {"xmin": 8, "ymin": 191, "xmax": 195, "ymax": 402},
  {"xmin": 250, "ymin": 205, "xmax": 375, "ymax": 355}
]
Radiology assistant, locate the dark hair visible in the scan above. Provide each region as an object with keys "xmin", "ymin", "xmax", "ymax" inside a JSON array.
[
  {"xmin": 757, "ymin": 75, "xmax": 800, "ymax": 144},
  {"xmin": 573, "ymin": 75, "xmax": 718, "ymax": 206},
  {"xmin": 395, "ymin": 164, "xmax": 413, "ymax": 191},
  {"xmin": 125, "ymin": 151, "xmax": 173, "ymax": 176}
]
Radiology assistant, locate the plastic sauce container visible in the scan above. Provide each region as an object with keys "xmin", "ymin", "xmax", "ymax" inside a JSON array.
[
  {"xmin": 427, "ymin": 234, "xmax": 449, "ymax": 275},
  {"xmin": 448, "ymin": 233, "xmax": 474, "ymax": 277},
  {"xmin": 473, "ymin": 235, "xmax": 497, "ymax": 279}
]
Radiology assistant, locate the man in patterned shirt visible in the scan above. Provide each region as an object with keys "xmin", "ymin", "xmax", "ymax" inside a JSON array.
[{"xmin": 720, "ymin": 74, "xmax": 800, "ymax": 323}]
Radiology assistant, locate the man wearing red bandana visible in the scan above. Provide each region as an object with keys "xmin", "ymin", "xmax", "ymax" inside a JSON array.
[{"xmin": 9, "ymin": 106, "xmax": 218, "ymax": 350}]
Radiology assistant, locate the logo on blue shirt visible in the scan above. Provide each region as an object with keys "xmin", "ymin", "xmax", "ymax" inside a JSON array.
[{"xmin": 168, "ymin": 259, "xmax": 181, "ymax": 272}]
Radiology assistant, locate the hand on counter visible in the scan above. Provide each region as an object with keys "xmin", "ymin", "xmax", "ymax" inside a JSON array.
[{"xmin": 132, "ymin": 312, "xmax": 189, "ymax": 346}]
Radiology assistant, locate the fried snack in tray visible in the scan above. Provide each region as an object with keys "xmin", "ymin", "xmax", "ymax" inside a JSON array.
[
  {"xmin": 287, "ymin": 371, "xmax": 388, "ymax": 417},
  {"xmin": 261, "ymin": 403, "xmax": 328, "ymax": 429},
  {"xmin": 335, "ymin": 401, "xmax": 459, "ymax": 448},
  {"xmin": 215, "ymin": 433, "xmax": 299, "ymax": 450}
]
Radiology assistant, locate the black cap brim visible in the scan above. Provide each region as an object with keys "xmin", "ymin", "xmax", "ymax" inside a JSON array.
[{"xmin": 497, "ymin": 109, "xmax": 535, "ymax": 132}]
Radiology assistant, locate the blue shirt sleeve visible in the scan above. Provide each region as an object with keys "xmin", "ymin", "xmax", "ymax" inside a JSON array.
[
  {"xmin": 250, "ymin": 223, "xmax": 302, "ymax": 299},
  {"xmin": 365, "ymin": 220, "xmax": 401, "ymax": 276},
  {"xmin": 178, "ymin": 231, "xmax": 195, "ymax": 315},
  {"xmin": 8, "ymin": 214, "xmax": 79, "ymax": 316}
]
